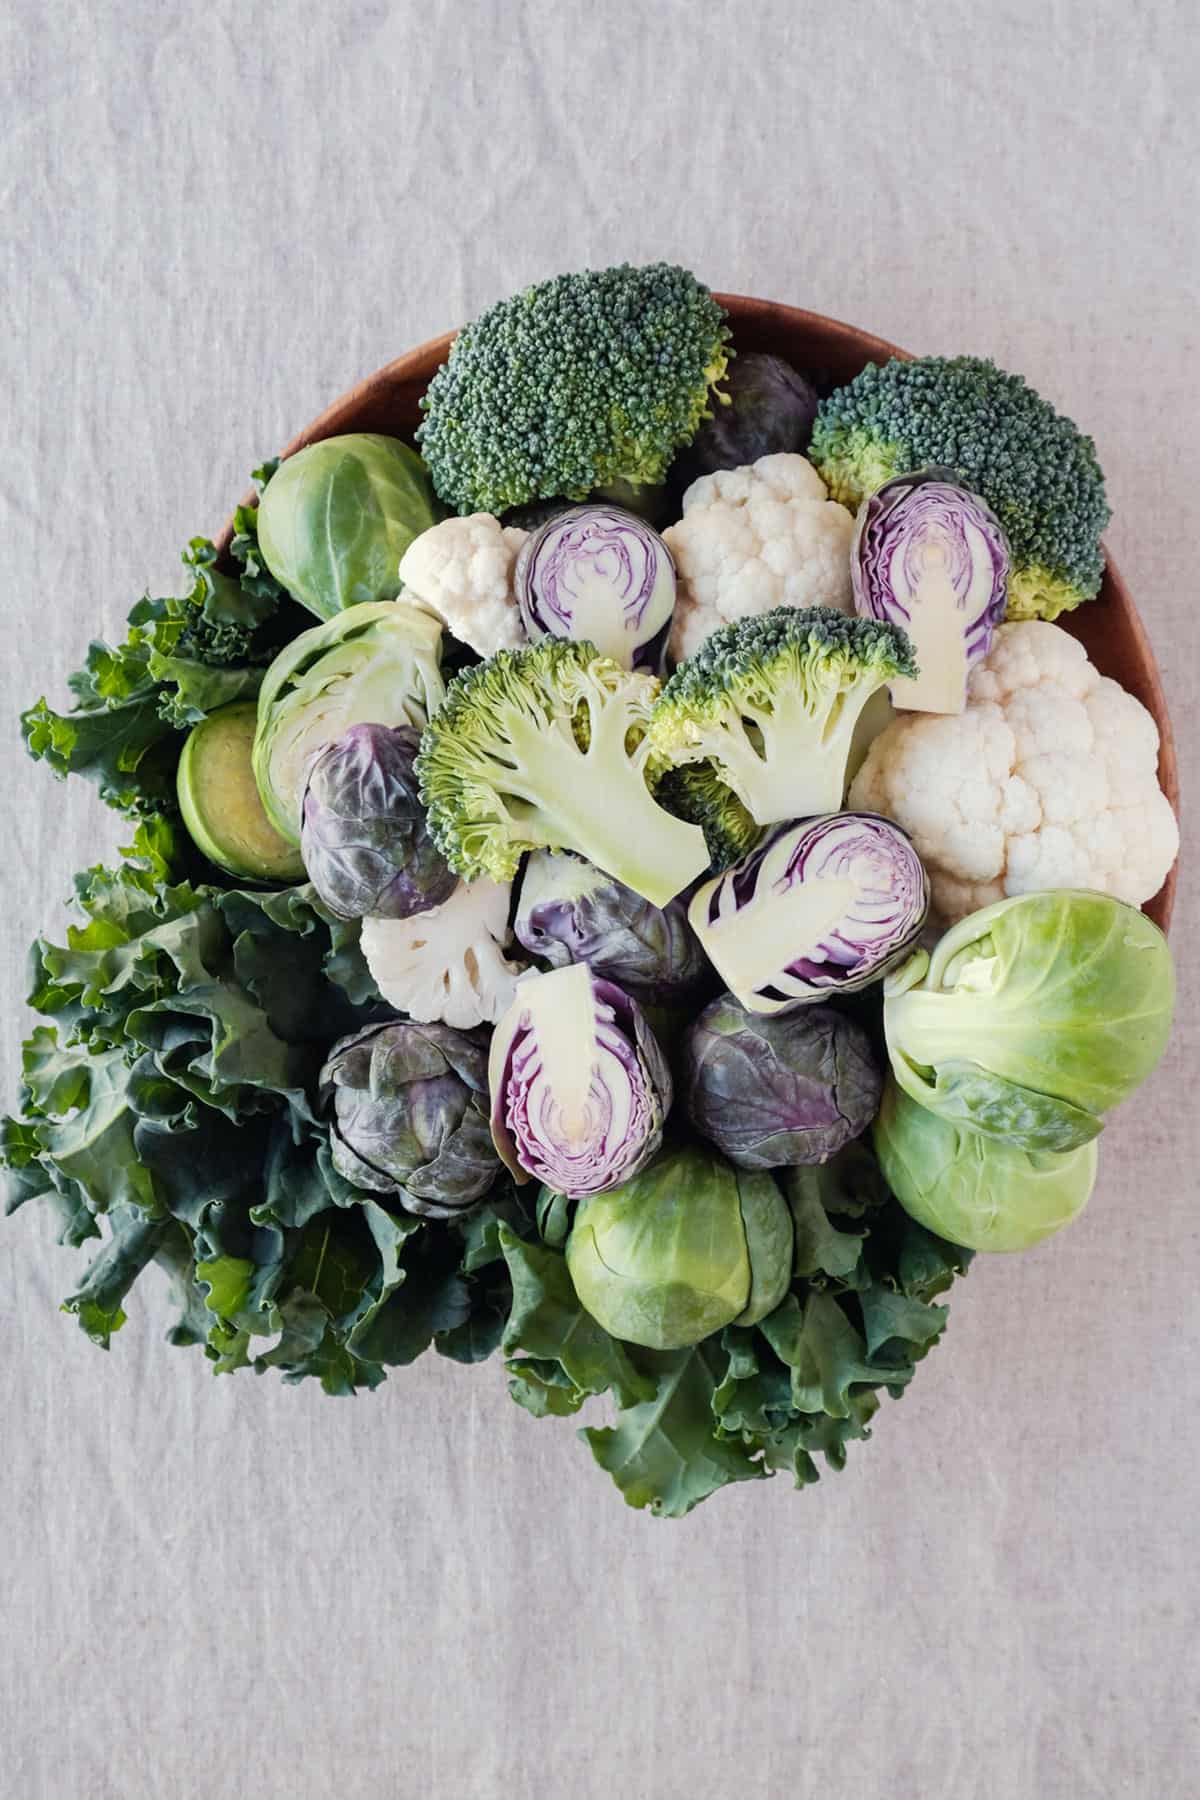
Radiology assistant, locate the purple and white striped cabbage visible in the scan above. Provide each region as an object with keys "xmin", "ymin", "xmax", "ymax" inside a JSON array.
[
  {"xmin": 514, "ymin": 504, "xmax": 676, "ymax": 671},
  {"xmin": 689, "ymin": 812, "xmax": 929, "ymax": 1013},
  {"xmin": 487, "ymin": 963, "xmax": 672, "ymax": 1197},
  {"xmin": 851, "ymin": 467, "xmax": 1010, "ymax": 714}
]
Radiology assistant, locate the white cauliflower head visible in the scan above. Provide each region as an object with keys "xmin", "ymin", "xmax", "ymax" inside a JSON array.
[
  {"xmin": 663, "ymin": 452, "xmax": 854, "ymax": 662},
  {"xmin": 360, "ymin": 877, "xmax": 527, "ymax": 1029},
  {"xmin": 397, "ymin": 514, "xmax": 528, "ymax": 657},
  {"xmin": 849, "ymin": 620, "xmax": 1178, "ymax": 923}
]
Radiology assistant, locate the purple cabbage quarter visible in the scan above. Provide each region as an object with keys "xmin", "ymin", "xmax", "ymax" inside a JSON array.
[
  {"xmin": 514, "ymin": 504, "xmax": 676, "ymax": 671},
  {"xmin": 690, "ymin": 812, "xmax": 930, "ymax": 1013},
  {"xmin": 488, "ymin": 964, "xmax": 672, "ymax": 1197},
  {"xmin": 852, "ymin": 467, "xmax": 1010, "ymax": 714}
]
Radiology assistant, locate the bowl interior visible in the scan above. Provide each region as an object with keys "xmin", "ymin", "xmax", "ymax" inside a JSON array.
[{"xmin": 217, "ymin": 295, "xmax": 1177, "ymax": 932}]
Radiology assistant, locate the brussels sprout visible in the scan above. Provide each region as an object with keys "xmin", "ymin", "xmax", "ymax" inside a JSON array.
[
  {"xmin": 513, "ymin": 849, "xmax": 708, "ymax": 998},
  {"xmin": 514, "ymin": 505, "xmax": 676, "ymax": 671},
  {"xmin": 256, "ymin": 433, "xmax": 440, "ymax": 620},
  {"xmin": 884, "ymin": 890, "xmax": 1175, "ymax": 1152},
  {"xmin": 675, "ymin": 353, "xmax": 819, "ymax": 480},
  {"xmin": 873, "ymin": 1078, "xmax": 1097, "ymax": 1253},
  {"xmin": 565, "ymin": 1143, "xmax": 793, "ymax": 1349},
  {"xmin": 320, "ymin": 1019, "xmax": 501, "ymax": 1218},
  {"xmin": 300, "ymin": 722, "xmax": 455, "ymax": 921},
  {"xmin": 176, "ymin": 702, "xmax": 306, "ymax": 884},
  {"xmin": 253, "ymin": 600, "xmax": 445, "ymax": 843},
  {"xmin": 682, "ymin": 992, "xmax": 881, "ymax": 1169},
  {"xmin": 488, "ymin": 964, "xmax": 672, "ymax": 1197}
]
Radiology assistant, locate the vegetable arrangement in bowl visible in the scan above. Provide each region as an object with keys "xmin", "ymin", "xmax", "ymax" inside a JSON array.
[{"xmin": 6, "ymin": 263, "xmax": 1179, "ymax": 1519}]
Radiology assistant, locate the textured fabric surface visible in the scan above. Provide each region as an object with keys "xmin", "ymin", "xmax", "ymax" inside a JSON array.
[{"xmin": 2, "ymin": 3, "xmax": 1198, "ymax": 1796}]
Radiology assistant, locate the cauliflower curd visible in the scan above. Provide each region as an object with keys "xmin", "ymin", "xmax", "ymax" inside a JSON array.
[
  {"xmin": 663, "ymin": 453, "xmax": 854, "ymax": 662},
  {"xmin": 397, "ymin": 513, "xmax": 528, "ymax": 656},
  {"xmin": 849, "ymin": 621, "xmax": 1178, "ymax": 923}
]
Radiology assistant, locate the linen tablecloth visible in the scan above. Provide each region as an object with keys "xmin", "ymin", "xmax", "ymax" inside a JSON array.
[{"xmin": 2, "ymin": 3, "xmax": 1197, "ymax": 1794}]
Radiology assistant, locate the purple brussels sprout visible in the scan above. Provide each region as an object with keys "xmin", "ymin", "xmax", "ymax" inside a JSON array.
[
  {"xmin": 300, "ymin": 722, "xmax": 456, "ymax": 921},
  {"xmin": 513, "ymin": 849, "xmax": 708, "ymax": 999},
  {"xmin": 852, "ymin": 468, "xmax": 1010, "ymax": 714},
  {"xmin": 320, "ymin": 1018, "xmax": 501, "ymax": 1218},
  {"xmin": 514, "ymin": 504, "xmax": 676, "ymax": 671},
  {"xmin": 675, "ymin": 353, "xmax": 820, "ymax": 482},
  {"xmin": 488, "ymin": 964, "xmax": 672, "ymax": 1198},
  {"xmin": 683, "ymin": 993, "xmax": 882, "ymax": 1169},
  {"xmin": 689, "ymin": 812, "xmax": 929, "ymax": 1014}
]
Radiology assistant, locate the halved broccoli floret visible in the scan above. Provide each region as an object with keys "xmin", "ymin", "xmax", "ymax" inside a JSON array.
[
  {"xmin": 649, "ymin": 606, "xmax": 915, "ymax": 828},
  {"xmin": 416, "ymin": 263, "xmax": 731, "ymax": 516},
  {"xmin": 415, "ymin": 639, "xmax": 710, "ymax": 908},
  {"xmin": 655, "ymin": 762, "xmax": 762, "ymax": 872},
  {"xmin": 809, "ymin": 355, "xmax": 1110, "ymax": 621}
]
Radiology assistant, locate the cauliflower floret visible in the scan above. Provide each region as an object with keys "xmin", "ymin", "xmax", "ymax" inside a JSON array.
[
  {"xmin": 397, "ymin": 514, "xmax": 528, "ymax": 656},
  {"xmin": 849, "ymin": 621, "xmax": 1178, "ymax": 924},
  {"xmin": 360, "ymin": 878, "xmax": 527, "ymax": 1029},
  {"xmin": 663, "ymin": 452, "xmax": 854, "ymax": 662}
]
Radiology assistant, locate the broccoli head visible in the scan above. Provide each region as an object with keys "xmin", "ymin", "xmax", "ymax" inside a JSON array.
[
  {"xmin": 415, "ymin": 638, "xmax": 710, "ymax": 908},
  {"xmin": 416, "ymin": 263, "xmax": 731, "ymax": 516},
  {"xmin": 809, "ymin": 355, "xmax": 1110, "ymax": 622},
  {"xmin": 649, "ymin": 606, "xmax": 915, "ymax": 828}
]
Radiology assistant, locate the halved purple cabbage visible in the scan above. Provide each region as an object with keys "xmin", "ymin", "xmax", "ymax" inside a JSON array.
[
  {"xmin": 300, "ymin": 721, "xmax": 456, "ymax": 921},
  {"xmin": 851, "ymin": 467, "xmax": 1010, "ymax": 714},
  {"xmin": 683, "ymin": 992, "xmax": 882, "ymax": 1169},
  {"xmin": 689, "ymin": 812, "xmax": 929, "ymax": 1013},
  {"xmin": 487, "ymin": 964, "xmax": 672, "ymax": 1197},
  {"xmin": 514, "ymin": 504, "xmax": 676, "ymax": 671},
  {"xmin": 513, "ymin": 849, "xmax": 708, "ymax": 998}
]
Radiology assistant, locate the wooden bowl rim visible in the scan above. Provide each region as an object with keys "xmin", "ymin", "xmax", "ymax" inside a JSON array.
[{"xmin": 217, "ymin": 294, "xmax": 1177, "ymax": 933}]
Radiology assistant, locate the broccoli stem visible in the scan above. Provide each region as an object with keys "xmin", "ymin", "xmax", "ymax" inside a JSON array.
[
  {"xmin": 706, "ymin": 677, "xmax": 883, "ymax": 822},
  {"xmin": 498, "ymin": 696, "xmax": 708, "ymax": 907}
]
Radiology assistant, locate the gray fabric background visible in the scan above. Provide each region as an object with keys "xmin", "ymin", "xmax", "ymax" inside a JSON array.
[{"xmin": 2, "ymin": 3, "xmax": 1197, "ymax": 1795}]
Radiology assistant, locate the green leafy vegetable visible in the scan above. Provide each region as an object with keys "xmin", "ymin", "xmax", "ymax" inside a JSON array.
[{"xmin": 21, "ymin": 477, "xmax": 284, "ymax": 816}]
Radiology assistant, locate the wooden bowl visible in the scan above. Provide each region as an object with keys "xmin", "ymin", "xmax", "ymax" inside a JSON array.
[{"xmin": 217, "ymin": 295, "xmax": 1178, "ymax": 932}]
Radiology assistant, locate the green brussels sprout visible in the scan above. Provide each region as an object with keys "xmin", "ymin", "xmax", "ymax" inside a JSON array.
[
  {"xmin": 884, "ymin": 889, "xmax": 1175, "ymax": 1152},
  {"xmin": 873, "ymin": 1078, "xmax": 1097, "ymax": 1253},
  {"xmin": 565, "ymin": 1142, "xmax": 793, "ymax": 1349},
  {"xmin": 252, "ymin": 601, "xmax": 445, "ymax": 843},
  {"xmin": 256, "ymin": 433, "xmax": 440, "ymax": 621}
]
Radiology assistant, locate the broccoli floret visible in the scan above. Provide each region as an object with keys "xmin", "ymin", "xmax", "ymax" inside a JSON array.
[
  {"xmin": 649, "ymin": 606, "xmax": 915, "ymax": 827},
  {"xmin": 415, "ymin": 639, "xmax": 710, "ymax": 908},
  {"xmin": 416, "ymin": 263, "xmax": 731, "ymax": 516},
  {"xmin": 809, "ymin": 356, "xmax": 1110, "ymax": 621},
  {"xmin": 655, "ymin": 762, "xmax": 762, "ymax": 871}
]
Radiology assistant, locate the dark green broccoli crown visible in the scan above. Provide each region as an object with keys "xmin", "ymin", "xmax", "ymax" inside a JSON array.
[
  {"xmin": 654, "ymin": 762, "xmax": 761, "ymax": 871},
  {"xmin": 810, "ymin": 355, "xmax": 1110, "ymax": 610},
  {"xmin": 416, "ymin": 263, "xmax": 731, "ymax": 515},
  {"xmin": 661, "ymin": 605, "xmax": 917, "ymax": 713}
]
